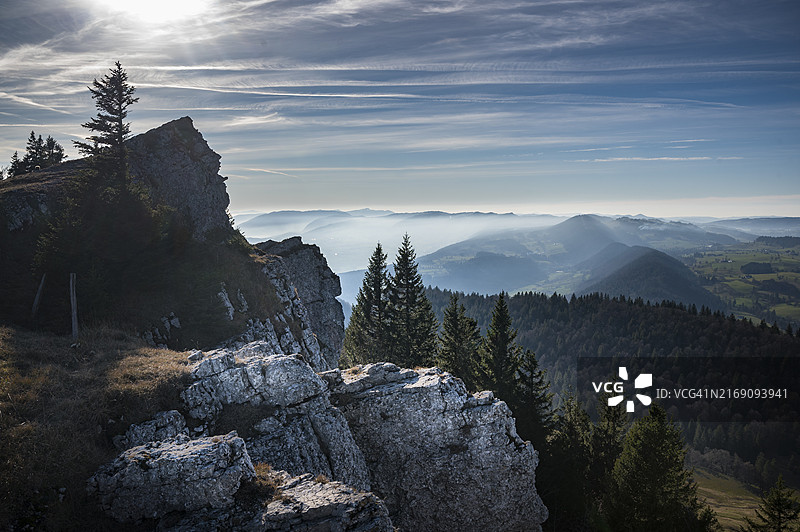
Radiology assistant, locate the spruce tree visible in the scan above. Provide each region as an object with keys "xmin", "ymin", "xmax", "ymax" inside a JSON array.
[
  {"xmin": 513, "ymin": 348, "xmax": 555, "ymax": 451},
  {"xmin": 480, "ymin": 292, "xmax": 522, "ymax": 402},
  {"xmin": 74, "ymin": 61, "xmax": 138, "ymax": 181},
  {"xmin": 342, "ymin": 243, "xmax": 390, "ymax": 365},
  {"xmin": 23, "ymin": 131, "xmax": 44, "ymax": 172},
  {"xmin": 437, "ymin": 292, "xmax": 481, "ymax": 390},
  {"xmin": 9, "ymin": 151, "xmax": 22, "ymax": 176},
  {"xmin": 741, "ymin": 475, "xmax": 800, "ymax": 532},
  {"xmin": 385, "ymin": 234, "xmax": 438, "ymax": 368},
  {"xmin": 43, "ymin": 135, "xmax": 65, "ymax": 167},
  {"xmin": 545, "ymin": 395, "xmax": 592, "ymax": 530},
  {"xmin": 590, "ymin": 390, "xmax": 628, "ymax": 501},
  {"xmin": 608, "ymin": 404, "xmax": 721, "ymax": 531}
]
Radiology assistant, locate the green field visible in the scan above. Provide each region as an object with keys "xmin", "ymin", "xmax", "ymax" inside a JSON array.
[
  {"xmin": 693, "ymin": 467, "xmax": 760, "ymax": 530},
  {"xmin": 684, "ymin": 241, "xmax": 800, "ymax": 327}
]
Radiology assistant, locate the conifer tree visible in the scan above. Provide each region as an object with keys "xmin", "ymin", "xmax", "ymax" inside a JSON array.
[
  {"xmin": 9, "ymin": 151, "xmax": 22, "ymax": 176},
  {"xmin": 513, "ymin": 348, "xmax": 555, "ymax": 451},
  {"xmin": 23, "ymin": 131, "xmax": 45, "ymax": 172},
  {"xmin": 741, "ymin": 475, "xmax": 800, "ymax": 532},
  {"xmin": 545, "ymin": 395, "xmax": 592, "ymax": 530},
  {"xmin": 608, "ymin": 404, "xmax": 721, "ymax": 531},
  {"xmin": 385, "ymin": 234, "xmax": 438, "ymax": 367},
  {"xmin": 74, "ymin": 61, "xmax": 138, "ymax": 181},
  {"xmin": 480, "ymin": 292, "xmax": 522, "ymax": 402},
  {"xmin": 590, "ymin": 390, "xmax": 628, "ymax": 500},
  {"xmin": 43, "ymin": 135, "xmax": 65, "ymax": 167},
  {"xmin": 438, "ymin": 293, "xmax": 481, "ymax": 390},
  {"xmin": 342, "ymin": 243, "xmax": 390, "ymax": 365}
]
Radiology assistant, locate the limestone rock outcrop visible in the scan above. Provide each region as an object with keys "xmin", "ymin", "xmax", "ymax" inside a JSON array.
[
  {"xmin": 126, "ymin": 116, "xmax": 231, "ymax": 241},
  {"xmin": 181, "ymin": 343, "xmax": 370, "ymax": 490},
  {"xmin": 323, "ymin": 363, "xmax": 549, "ymax": 532},
  {"xmin": 256, "ymin": 237, "xmax": 345, "ymax": 366},
  {"xmin": 112, "ymin": 409, "xmax": 188, "ymax": 450},
  {"xmin": 163, "ymin": 470, "xmax": 393, "ymax": 532},
  {"xmin": 87, "ymin": 432, "xmax": 254, "ymax": 522}
]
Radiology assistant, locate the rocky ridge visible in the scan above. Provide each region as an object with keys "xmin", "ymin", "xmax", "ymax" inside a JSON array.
[{"xmin": 89, "ymin": 342, "xmax": 547, "ymax": 531}]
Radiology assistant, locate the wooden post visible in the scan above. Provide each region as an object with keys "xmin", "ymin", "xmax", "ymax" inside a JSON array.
[
  {"xmin": 31, "ymin": 273, "xmax": 46, "ymax": 319},
  {"xmin": 69, "ymin": 273, "xmax": 78, "ymax": 340}
]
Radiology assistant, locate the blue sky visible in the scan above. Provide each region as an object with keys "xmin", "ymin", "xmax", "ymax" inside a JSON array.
[{"xmin": 1, "ymin": 0, "xmax": 798, "ymax": 217}]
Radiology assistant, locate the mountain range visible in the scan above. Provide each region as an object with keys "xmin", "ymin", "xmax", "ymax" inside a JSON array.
[{"xmin": 239, "ymin": 209, "xmax": 800, "ymax": 312}]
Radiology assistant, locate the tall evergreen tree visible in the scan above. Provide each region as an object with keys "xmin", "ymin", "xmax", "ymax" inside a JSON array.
[
  {"xmin": 608, "ymin": 404, "xmax": 721, "ymax": 531},
  {"xmin": 590, "ymin": 390, "xmax": 628, "ymax": 501},
  {"xmin": 513, "ymin": 348, "xmax": 555, "ymax": 451},
  {"xmin": 741, "ymin": 475, "xmax": 800, "ymax": 532},
  {"xmin": 43, "ymin": 135, "xmax": 65, "ymax": 167},
  {"xmin": 437, "ymin": 293, "xmax": 481, "ymax": 390},
  {"xmin": 545, "ymin": 395, "xmax": 593, "ymax": 530},
  {"xmin": 9, "ymin": 151, "xmax": 22, "ymax": 176},
  {"xmin": 342, "ymin": 243, "xmax": 390, "ymax": 365},
  {"xmin": 480, "ymin": 292, "xmax": 522, "ymax": 402},
  {"xmin": 23, "ymin": 131, "xmax": 44, "ymax": 172},
  {"xmin": 74, "ymin": 61, "xmax": 138, "ymax": 181},
  {"xmin": 386, "ymin": 234, "xmax": 438, "ymax": 368}
]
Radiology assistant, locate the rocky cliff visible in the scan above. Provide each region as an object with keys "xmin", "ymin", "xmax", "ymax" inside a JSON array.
[
  {"xmin": 0, "ymin": 117, "xmax": 547, "ymax": 530},
  {"xmin": 126, "ymin": 116, "xmax": 231, "ymax": 241},
  {"xmin": 89, "ymin": 342, "xmax": 548, "ymax": 531},
  {"xmin": 256, "ymin": 237, "xmax": 345, "ymax": 364}
]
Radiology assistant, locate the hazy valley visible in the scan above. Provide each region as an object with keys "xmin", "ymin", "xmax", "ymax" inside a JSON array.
[{"xmin": 240, "ymin": 209, "xmax": 800, "ymax": 328}]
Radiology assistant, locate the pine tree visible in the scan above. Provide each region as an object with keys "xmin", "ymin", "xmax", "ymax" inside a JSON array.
[
  {"xmin": 590, "ymin": 390, "xmax": 628, "ymax": 500},
  {"xmin": 385, "ymin": 234, "xmax": 438, "ymax": 368},
  {"xmin": 608, "ymin": 404, "xmax": 721, "ymax": 531},
  {"xmin": 74, "ymin": 61, "xmax": 138, "ymax": 181},
  {"xmin": 342, "ymin": 243, "xmax": 390, "ymax": 365},
  {"xmin": 480, "ymin": 292, "xmax": 522, "ymax": 402},
  {"xmin": 741, "ymin": 475, "xmax": 800, "ymax": 532},
  {"xmin": 9, "ymin": 151, "xmax": 22, "ymax": 176},
  {"xmin": 23, "ymin": 131, "xmax": 44, "ymax": 172},
  {"xmin": 513, "ymin": 348, "xmax": 555, "ymax": 451},
  {"xmin": 43, "ymin": 135, "xmax": 65, "ymax": 167},
  {"xmin": 437, "ymin": 293, "xmax": 481, "ymax": 390},
  {"xmin": 545, "ymin": 395, "xmax": 593, "ymax": 530}
]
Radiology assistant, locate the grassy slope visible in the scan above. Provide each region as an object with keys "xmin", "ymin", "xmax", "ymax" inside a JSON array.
[
  {"xmin": 0, "ymin": 324, "xmax": 192, "ymax": 529},
  {"xmin": 694, "ymin": 467, "xmax": 760, "ymax": 531}
]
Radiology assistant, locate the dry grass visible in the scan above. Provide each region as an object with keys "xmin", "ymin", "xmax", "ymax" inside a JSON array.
[
  {"xmin": 0, "ymin": 324, "xmax": 192, "ymax": 529},
  {"xmin": 235, "ymin": 463, "xmax": 283, "ymax": 508},
  {"xmin": 693, "ymin": 467, "xmax": 760, "ymax": 531}
]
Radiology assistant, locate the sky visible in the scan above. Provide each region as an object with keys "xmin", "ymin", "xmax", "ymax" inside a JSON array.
[{"xmin": 0, "ymin": 0, "xmax": 798, "ymax": 218}]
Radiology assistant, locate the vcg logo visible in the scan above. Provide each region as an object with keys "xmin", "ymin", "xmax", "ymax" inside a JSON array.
[{"xmin": 592, "ymin": 366, "xmax": 652, "ymax": 413}]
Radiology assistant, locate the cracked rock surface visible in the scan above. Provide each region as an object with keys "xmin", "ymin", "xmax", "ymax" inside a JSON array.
[
  {"xmin": 324, "ymin": 363, "xmax": 549, "ymax": 532},
  {"xmin": 87, "ymin": 432, "xmax": 254, "ymax": 522}
]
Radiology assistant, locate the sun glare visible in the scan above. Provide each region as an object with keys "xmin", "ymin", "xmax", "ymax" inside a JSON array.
[{"xmin": 93, "ymin": 0, "xmax": 211, "ymax": 24}]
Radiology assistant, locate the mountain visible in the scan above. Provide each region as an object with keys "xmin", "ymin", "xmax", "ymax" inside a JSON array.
[
  {"xmin": 578, "ymin": 244, "xmax": 724, "ymax": 310},
  {"xmin": 699, "ymin": 217, "xmax": 800, "ymax": 239},
  {"xmin": 239, "ymin": 209, "xmax": 565, "ymax": 272}
]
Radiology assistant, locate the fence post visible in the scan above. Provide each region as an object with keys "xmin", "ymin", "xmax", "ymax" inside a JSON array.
[
  {"xmin": 69, "ymin": 273, "xmax": 78, "ymax": 340},
  {"xmin": 31, "ymin": 273, "xmax": 46, "ymax": 319}
]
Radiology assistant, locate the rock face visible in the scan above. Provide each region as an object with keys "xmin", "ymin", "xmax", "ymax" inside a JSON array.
[
  {"xmin": 126, "ymin": 116, "xmax": 231, "ymax": 241},
  {"xmin": 324, "ymin": 363, "xmax": 549, "ymax": 532},
  {"xmin": 256, "ymin": 237, "xmax": 345, "ymax": 366},
  {"xmin": 112, "ymin": 409, "xmax": 188, "ymax": 450},
  {"xmin": 87, "ymin": 432, "xmax": 254, "ymax": 522},
  {"xmin": 181, "ymin": 344, "xmax": 370, "ymax": 490},
  {"xmin": 164, "ymin": 470, "xmax": 393, "ymax": 532},
  {"xmin": 251, "ymin": 473, "xmax": 392, "ymax": 532}
]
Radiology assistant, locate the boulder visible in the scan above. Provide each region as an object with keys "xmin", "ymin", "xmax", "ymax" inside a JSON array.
[
  {"xmin": 87, "ymin": 432, "xmax": 254, "ymax": 522},
  {"xmin": 325, "ymin": 363, "xmax": 549, "ymax": 532},
  {"xmin": 163, "ymin": 470, "xmax": 393, "ymax": 531},
  {"xmin": 112, "ymin": 410, "xmax": 188, "ymax": 450},
  {"xmin": 182, "ymin": 343, "xmax": 370, "ymax": 490}
]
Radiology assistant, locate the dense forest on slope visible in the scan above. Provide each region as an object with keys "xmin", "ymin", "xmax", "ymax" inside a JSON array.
[{"xmin": 426, "ymin": 288, "xmax": 800, "ymax": 467}]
